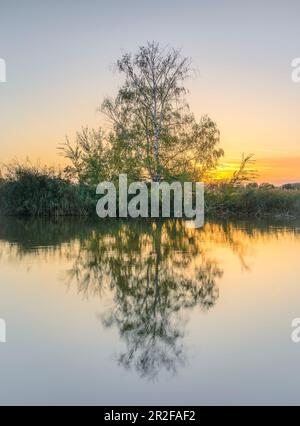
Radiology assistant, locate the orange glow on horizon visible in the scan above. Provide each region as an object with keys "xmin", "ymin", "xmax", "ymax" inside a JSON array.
[{"xmin": 209, "ymin": 156, "xmax": 300, "ymax": 186}]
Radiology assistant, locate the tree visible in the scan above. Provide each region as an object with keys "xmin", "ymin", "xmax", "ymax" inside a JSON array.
[
  {"xmin": 102, "ymin": 42, "xmax": 223, "ymax": 182},
  {"xmin": 61, "ymin": 42, "xmax": 224, "ymax": 184}
]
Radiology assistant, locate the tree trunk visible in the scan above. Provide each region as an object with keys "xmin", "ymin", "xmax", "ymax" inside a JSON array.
[{"xmin": 154, "ymin": 127, "xmax": 160, "ymax": 182}]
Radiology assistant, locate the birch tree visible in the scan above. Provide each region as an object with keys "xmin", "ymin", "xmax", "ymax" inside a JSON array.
[
  {"xmin": 102, "ymin": 42, "xmax": 224, "ymax": 182},
  {"xmin": 61, "ymin": 42, "xmax": 224, "ymax": 184}
]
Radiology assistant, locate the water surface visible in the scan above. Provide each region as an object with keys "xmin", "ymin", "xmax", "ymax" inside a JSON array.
[{"xmin": 0, "ymin": 217, "xmax": 300, "ymax": 405}]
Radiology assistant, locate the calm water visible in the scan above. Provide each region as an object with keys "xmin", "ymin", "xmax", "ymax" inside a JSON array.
[{"xmin": 0, "ymin": 217, "xmax": 300, "ymax": 406}]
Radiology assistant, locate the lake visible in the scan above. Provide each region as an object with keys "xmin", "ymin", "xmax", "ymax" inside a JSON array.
[{"xmin": 0, "ymin": 217, "xmax": 300, "ymax": 406}]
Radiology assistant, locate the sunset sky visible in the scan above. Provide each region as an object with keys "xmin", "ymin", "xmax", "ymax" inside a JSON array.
[{"xmin": 1, "ymin": 0, "xmax": 300, "ymax": 184}]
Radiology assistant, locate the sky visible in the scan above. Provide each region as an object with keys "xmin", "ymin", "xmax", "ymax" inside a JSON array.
[{"xmin": 0, "ymin": 0, "xmax": 300, "ymax": 184}]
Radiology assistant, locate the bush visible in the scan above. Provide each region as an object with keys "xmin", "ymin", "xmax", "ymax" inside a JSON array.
[
  {"xmin": 206, "ymin": 185, "xmax": 300, "ymax": 217},
  {"xmin": 0, "ymin": 164, "xmax": 96, "ymax": 217},
  {"xmin": 1, "ymin": 163, "xmax": 300, "ymax": 219}
]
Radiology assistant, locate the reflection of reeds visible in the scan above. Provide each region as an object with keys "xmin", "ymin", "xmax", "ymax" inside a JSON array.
[{"xmin": 1, "ymin": 216, "xmax": 299, "ymax": 269}]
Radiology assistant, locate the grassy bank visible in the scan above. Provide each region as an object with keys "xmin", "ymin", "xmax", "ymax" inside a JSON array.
[
  {"xmin": 205, "ymin": 185, "xmax": 300, "ymax": 218},
  {"xmin": 0, "ymin": 165, "xmax": 95, "ymax": 217},
  {"xmin": 0, "ymin": 165, "xmax": 300, "ymax": 218}
]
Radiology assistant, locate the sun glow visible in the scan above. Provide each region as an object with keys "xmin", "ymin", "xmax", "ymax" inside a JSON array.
[
  {"xmin": 207, "ymin": 160, "xmax": 243, "ymax": 182},
  {"xmin": 206, "ymin": 156, "xmax": 300, "ymax": 186}
]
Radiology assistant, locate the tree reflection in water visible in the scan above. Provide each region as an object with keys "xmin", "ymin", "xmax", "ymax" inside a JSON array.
[
  {"xmin": 2, "ymin": 217, "xmax": 297, "ymax": 379},
  {"xmin": 66, "ymin": 220, "xmax": 222, "ymax": 379}
]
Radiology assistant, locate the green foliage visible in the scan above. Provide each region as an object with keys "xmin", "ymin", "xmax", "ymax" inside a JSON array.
[
  {"xmin": 0, "ymin": 163, "xmax": 96, "ymax": 217},
  {"xmin": 282, "ymin": 183, "xmax": 300, "ymax": 190},
  {"xmin": 62, "ymin": 42, "xmax": 224, "ymax": 184},
  {"xmin": 1, "ymin": 162, "xmax": 300, "ymax": 218},
  {"xmin": 206, "ymin": 185, "xmax": 300, "ymax": 217},
  {"xmin": 58, "ymin": 127, "xmax": 110, "ymax": 185}
]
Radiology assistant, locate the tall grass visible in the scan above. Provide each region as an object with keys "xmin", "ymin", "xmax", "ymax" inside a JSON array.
[
  {"xmin": 0, "ymin": 163, "xmax": 95, "ymax": 217},
  {"xmin": 206, "ymin": 185, "xmax": 300, "ymax": 218},
  {"xmin": 0, "ymin": 162, "xmax": 300, "ymax": 218}
]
